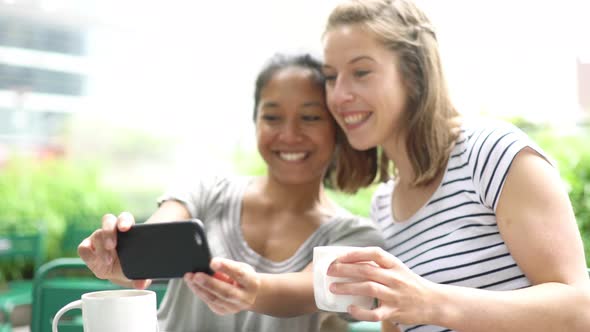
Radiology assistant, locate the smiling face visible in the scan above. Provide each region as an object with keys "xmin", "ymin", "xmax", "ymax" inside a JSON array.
[
  {"xmin": 255, "ymin": 66, "xmax": 336, "ymax": 186},
  {"xmin": 322, "ymin": 24, "xmax": 409, "ymax": 151}
]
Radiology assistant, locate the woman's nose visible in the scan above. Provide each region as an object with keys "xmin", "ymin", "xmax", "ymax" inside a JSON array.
[
  {"xmin": 279, "ymin": 120, "xmax": 304, "ymax": 143},
  {"xmin": 329, "ymin": 78, "xmax": 354, "ymax": 107}
]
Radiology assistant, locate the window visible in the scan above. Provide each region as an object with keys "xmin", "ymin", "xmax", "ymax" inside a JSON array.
[
  {"xmin": 0, "ymin": 64, "xmax": 85, "ymax": 96},
  {"xmin": 0, "ymin": 15, "xmax": 86, "ymax": 55}
]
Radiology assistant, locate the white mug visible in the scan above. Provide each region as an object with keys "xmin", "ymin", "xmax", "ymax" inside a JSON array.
[
  {"xmin": 313, "ymin": 246, "xmax": 374, "ymax": 312},
  {"xmin": 52, "ymin": 289, "xmax": 159, "ymax": 332}
]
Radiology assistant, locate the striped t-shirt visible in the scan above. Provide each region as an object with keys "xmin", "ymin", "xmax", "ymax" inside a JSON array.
[{"xmin": 370, "ymin": 120, "xmax": 549, "ymax": 332}]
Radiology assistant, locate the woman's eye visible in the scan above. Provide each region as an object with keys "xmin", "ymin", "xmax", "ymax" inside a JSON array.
[
  {"xmin": 354, "ymin": 70, "xmax": 370, "ymax": 78},
  {"xmin": 261, "ymin": 114, "xmax": 279, "ymax": 121},
  {"xmin": 302, "ymin": 115, "xmax": 321, "ymax": 121},
  {"xmin": 324, "ymin": 75, "xmax": 336, "ymax": 82}
]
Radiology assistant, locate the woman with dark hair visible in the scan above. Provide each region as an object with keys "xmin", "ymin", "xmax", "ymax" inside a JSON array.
[{"xmin": 78, "ymin": 53, "xmax": 384, "ymax": 332}]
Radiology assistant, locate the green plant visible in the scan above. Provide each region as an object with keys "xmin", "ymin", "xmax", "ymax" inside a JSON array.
[
  {"xmin": 529, "ymin": 128, "xmax": 590, "ymax": 262},
  {"xmin": 0, "ymin": 156, "xmax": 125, "ymax": 280}
]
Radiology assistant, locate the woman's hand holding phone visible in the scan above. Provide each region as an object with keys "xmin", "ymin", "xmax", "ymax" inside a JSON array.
[
  {"xmin": 184, "ymin": 257, "xmax": 261, "ymax": 315},
  {"xmin": 78, "ymin": 212, "xmax": 152, "ymax": 289}
]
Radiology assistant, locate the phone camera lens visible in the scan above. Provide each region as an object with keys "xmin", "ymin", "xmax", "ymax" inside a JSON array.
[{"xmin": 194, "ymin": 233, "xmax": 202, "ymax": 246}]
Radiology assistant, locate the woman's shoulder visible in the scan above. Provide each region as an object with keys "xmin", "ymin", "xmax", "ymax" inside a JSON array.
[
  {"xmin": 459, "ymin": 116, "xmax": 527, "ymax": 143},
  {"xmin": 452, "ymin": 116, "xmax": 536, "ymax": 164}
]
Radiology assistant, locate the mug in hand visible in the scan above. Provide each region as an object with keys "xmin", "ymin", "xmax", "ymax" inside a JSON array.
[
  {"xmin": 52, "ymin": 289, "xmax": 158, "ymax": 332},
  {"xmin": 313, "ymin": 246, "xmax": 374, "ymax": 312}
]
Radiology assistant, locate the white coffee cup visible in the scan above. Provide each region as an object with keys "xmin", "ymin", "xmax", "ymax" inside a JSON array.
[
  {"xmin": 313, "ymin": 246, "xmax": 374, "ymax": 312},
  {"xmin": 52, "ymin": 289, "xmax": 158, "ymax": 332}
]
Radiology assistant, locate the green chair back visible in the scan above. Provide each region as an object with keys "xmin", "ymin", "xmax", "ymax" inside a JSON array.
[
  {"xmin": 0, "ymin": 232, "xmax": 45, "ymax": 273},
  {"xmin": 0, "ymin": 231, "xmax": 45, "ymax": 331},
  {"xmin": 348, "ymin": 321, "xmax": 381, "ymax": 332},
  {"xmin": 31, "ymin": 258, "xmax": 167, "ymax": 332}
]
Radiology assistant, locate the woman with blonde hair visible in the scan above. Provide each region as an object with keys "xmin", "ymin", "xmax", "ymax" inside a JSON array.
[{"xmin": 320, "ymin": 0, "xmax": 590, "ymax": 331}]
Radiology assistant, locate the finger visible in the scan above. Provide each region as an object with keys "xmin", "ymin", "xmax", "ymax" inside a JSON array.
[
  {"xmin": 78, "ymin": 237, "xmax": 96, "ymax": 263},
  {"xmin": 102, "ymin": 214, "xmax": 118, "ymax": 231},
  {"xmin": 132, "ymin": 279, "xmax": 152, "ymax": 290},
  {"xmin": 328, "ymin": 261, "xmax": 393, "ymax": 286},
  {"xmin": 101, "ymin": 214, "xmax": 118, "ymax": 250},
  {"xmin": 185, "ymin": 274, "xmax": 240, "ymax": 314},
  {"xmin": 79, "ymin": 232, "xmax": 114, "ymax": 279},
  {"xmin": 186, "ymin": 280, "xmax": 229, "ymax": 314},
  {"xmin": 197, "ymin": 273, "xmax": 245, "ymax": 305},
  {"xmin": 91, "ymin": 229, "xmax": 113, "ymax": 266},
  {"xmin": 348, "ymin": 303, "xmax": 391, "ymax": 322},
  {"xmin": 117, "ymin": 212, "xmax": 135, "ymax": 231},
  {"xmin": 214, "ymin": 271, "xmax": 238, "ymax": 286},
  {"xmin": 337, "ymin": 247, "xmax": 398, "ymax": 269},
  {"xmin": 210, "ymin": 258, "xmax": 256, "ymax": 289},
  {"xmin": 185, "ymin": 274, "xmax": 218, "ymax": 302},
  {"xmin": 330, "ymin": 279, "xmax": 391, "ymax": 300}
]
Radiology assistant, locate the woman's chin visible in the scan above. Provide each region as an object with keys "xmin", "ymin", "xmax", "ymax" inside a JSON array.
[{"xmin": 348, "ymin": 137, "xmax": 376, "ymax": 151}]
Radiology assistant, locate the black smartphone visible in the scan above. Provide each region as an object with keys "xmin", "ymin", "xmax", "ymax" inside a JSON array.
[{"xmin": 116, "ymin": 219, "xmax": 213, "ymax": 279}]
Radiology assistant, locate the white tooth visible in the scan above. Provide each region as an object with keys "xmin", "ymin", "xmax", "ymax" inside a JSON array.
[
  {"xmin": 343, "ymin": 113, "xmax": 368, "ymax": 124},
  {"xmin": 279, "ymin": 152, "xmax": 306, "ymax": 161}
]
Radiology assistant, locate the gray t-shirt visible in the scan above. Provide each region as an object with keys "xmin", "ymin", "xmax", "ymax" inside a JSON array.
[{"xmin": 156, "ymin": 176, "xmax": 385, "ymax": 332}]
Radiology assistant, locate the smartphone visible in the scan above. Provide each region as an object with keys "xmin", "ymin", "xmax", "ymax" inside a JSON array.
[{"xmin": 116, "ymin": 219, "xmax": 213, "ymax": 279}]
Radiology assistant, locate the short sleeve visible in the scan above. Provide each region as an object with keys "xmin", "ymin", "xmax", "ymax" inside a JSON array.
[
  {"xmin": 468, "ymin": 121, "xmax": 552, "ymax": 211},
  {"xmin": 157, "ymin": 175, "xmax": 231, "ymax": 221}
]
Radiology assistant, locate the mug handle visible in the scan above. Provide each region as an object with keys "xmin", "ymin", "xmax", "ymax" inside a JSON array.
[
  {"xmin": 52, "ymin": 300, "xmax": 82, "ymax": 332},
  {"xmin": 318, "ymin": 255, "xmax": 338, "ymax": 306}
]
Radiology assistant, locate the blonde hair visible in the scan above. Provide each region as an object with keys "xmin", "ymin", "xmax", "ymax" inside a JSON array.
[{"xmin": 325, "ymin": 0, "xmax": 459, "ymax": 186}]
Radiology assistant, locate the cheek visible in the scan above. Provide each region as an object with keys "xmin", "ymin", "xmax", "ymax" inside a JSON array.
[
  {"xmin": 255, "ymin": 129, "xmax": 271, "ymax": 152},
  {"xmin": 325, "ymin": 90, "xmax": 336, "ymax": 113},
  {"xmin": 317, "ymin": 126, "xmax": 337, "ymax": 152}
]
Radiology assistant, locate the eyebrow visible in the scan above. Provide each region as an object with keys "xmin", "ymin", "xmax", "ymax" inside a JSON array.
[
  {"xmin": 261, "ymin": 101, "xmax": 279, "ymax": 108},
  {"xmin": 323, "ymin": 55, "xmax": 375, "ymax": 70},
  {"xmin": 302, "ymin": 101, "xmax": 323, "ymax": 108}
]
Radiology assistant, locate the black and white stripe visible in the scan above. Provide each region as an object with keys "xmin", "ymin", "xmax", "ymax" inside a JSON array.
[{"xmin": 370, "ymin": 120, "xmax": 548, "ymax": 332}]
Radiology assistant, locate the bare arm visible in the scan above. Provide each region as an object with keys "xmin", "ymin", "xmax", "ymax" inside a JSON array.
[
  {"xmin": 250, "ymin": 263, "xmax": 317, "ymax": 316},
  {"xmin": 183, "ymin": 260, "xmax": 318, "ymax": 317},
  {"xmin": 433, "ymin": 148, "xmax": 590, "ymax": 331}
]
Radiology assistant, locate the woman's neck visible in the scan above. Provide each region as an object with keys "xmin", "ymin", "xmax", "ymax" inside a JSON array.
[
  {"xmin": 382, "ymin": 132, "xmax": 415, "ymax": 187},
  {"xmin": 255, "ymin": 176, "xmax": 333, "ymax": 214}
]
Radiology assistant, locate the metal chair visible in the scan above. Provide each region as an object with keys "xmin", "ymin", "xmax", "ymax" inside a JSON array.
[{"xmin": 0, "ymin": 231, "xmax": 45, "ymax": 332}]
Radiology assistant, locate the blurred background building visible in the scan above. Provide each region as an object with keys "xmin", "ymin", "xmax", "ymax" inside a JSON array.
[
  {"xmin": 0, "ymin": 0, "xmax": 94, "ymax": 165},
  {"xmin": 0, "ymin": 0, "xmax": 588, "ymax": 212}
]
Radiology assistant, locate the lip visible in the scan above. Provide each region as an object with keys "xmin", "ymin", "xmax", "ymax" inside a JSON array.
[{"xmin": 339, "ymin": 111, "xmax": 372, "ymax": 131}]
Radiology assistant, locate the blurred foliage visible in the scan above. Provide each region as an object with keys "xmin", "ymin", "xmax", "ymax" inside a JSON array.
[{"xmin": 0, "ymin": 156, "xmax": 125, "ymax": 281}]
